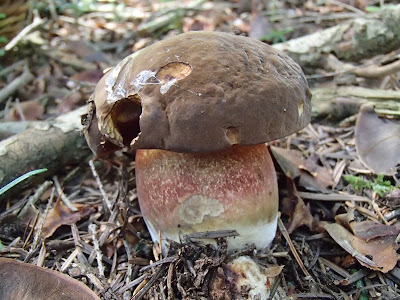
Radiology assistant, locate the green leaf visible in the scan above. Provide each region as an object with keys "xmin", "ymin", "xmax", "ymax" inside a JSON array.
[
  {"xmin": 371, "ymin": 174, "xmax": 396, "ymax": 197},
  {"xmin": 343, "ymin": 175, "xmax": 369, "ymax": 190},
  {"xmin": 365, "ymin": 6, "xmax": 381, "ymax": 12},
  {"xmin": 343, "ymin": 174, "xmax": 395, "ymax": 197},
  {"xmin": 0, "ymin": 168, "xmax": 48, "ymax": 196}
]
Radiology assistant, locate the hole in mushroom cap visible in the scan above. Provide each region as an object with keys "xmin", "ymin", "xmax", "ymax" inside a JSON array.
[
  {"xmin": 225, "ymin": 126, "xmax": 241, "ymax": 145},
  {"xmin": 298, "ymin": 100, "xmax": 304, "ymax": 116},
  {"xmin": 156, "ymin": 62, "xmax": 192, "ymax": 94},
  {"xmin": 156, "ymin": 62, "xmax": 192, "ymax": 83},
  {"xmin": 107, "ymin": 94, "xmax": 142, "ymax": 147}
]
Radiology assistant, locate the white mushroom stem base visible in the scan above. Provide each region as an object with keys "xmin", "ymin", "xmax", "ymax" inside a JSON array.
[{"xmin": 135, "ymin": 144, "xmax": 278, "ymax": 252}]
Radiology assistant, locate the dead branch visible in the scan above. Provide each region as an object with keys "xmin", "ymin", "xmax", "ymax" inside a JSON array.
[
  {"xmin": 311, "ymin": 85, "xmax": 400, "ymax": 120},
  {"xmin": 4, "ymin": 10, "xmax": 46, "ymax": 52},
  {"xmin": 0, "ymin": 106, "xmax": 91, "ymax": 198},
  {"xmin": 0, "ymin": 64, "xmax": 34, "ymax": 104},
  {"xmin": 323, "ymin": 54, "xmax": 400, "ymax": 78},
  {"xmin": 0, "ymin": 120, "xmax": 42, "ymax": 140},
  {"xmin": 273, "ymin": 5, "xmax": 400, "ymax": 66}
]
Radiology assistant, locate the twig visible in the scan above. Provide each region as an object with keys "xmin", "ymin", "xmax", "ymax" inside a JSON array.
[
  {"xmin": 277, "ymin": 214, "xmax": 312, "ymax": 279},
  {"xmin": 319, "ymin": 257, "xmax": 351, "ymax": 279},
  {"xmin": 0, "ymin": 60, "xmax": 25, "ymax": 77},
  {"xmin": 89, "ymin": 159, "xmax": 112, "ymax": 213},
  {"xmin": 140, "ymin": 256, "xmax": 178, "ymax": 272},
  {"xmin": 132, "ymin": 279, "xmax": 149, "ymax": 298},
  {"xmin": 0, "ymin": 64, "xmax": 34, "ymax": 104},
  {"xmin": 36, "ymin": 241, "xmax": 47, "ymax": 267},
  {"xmin": 167, "ymin": 262, "xmax": 175, "ymax": 300},
  {"xmin": 18, "ymin": 180, "xmax": 53, "ymax": 218},
  {"xmin": 86, "ymin": 272, "xmax": 106, "ymax": 292},
  {"xmin": 28, "ymin": 188, "xmax": 55, "ymax": 254},
  {"xmin": 118, "ymin": 274, "xmax": 149, "ymax": 294},
  {"xmin": 327, "ymin": 0, "xmax": 365, "ymax": 15},
  {"xmin": 372, "ymin": 201, "xmax": 390, "ymax": 225},
  {"xmin": 70, "ymin": 223, "xmax": 88, "ymax": 265},
  {"xmin": 345, "ymin": 201, "xmax": 379, "ymax": 220},
  {"xmin": 131, "ymin": 265, "xmax": 168, "ymax": 300},
  {"xmin": 336, "ymin": 269, "xmax": 369, "ymax": 286},
  {"xmin": 4, "ymin": 10, "xmax": 46, "ymax": 51},
  {"xmin": 89, "ymin": 223, "xmax": 105, "ymax": 278},
  {"xmin": 53, "ymin": 176, "xmax": 78, "ymax": 212},
  {"xmin": 323, "ymin": 53, "xmax": 400, "ymax": 78},
  {"xmin": 185, "ymin": 230, "xmax": 239, "ymax": 240},
  {"xmin": 88, "ymin": 208, "xmax": 119, "ymax": 264},
  {"xmin": 298, "ymin": 191, "xmax": 372, "ymax": 203},
  {"xmin": 267, "ymin": 275, "xmax": 282, "ymax": 300},
  {"xmin": 61, "ymin": 247, "xmax": 79, "ymax": 272}
]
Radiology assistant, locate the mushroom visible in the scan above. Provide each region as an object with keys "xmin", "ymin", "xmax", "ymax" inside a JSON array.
[
  {"xmin": 0, "ymin": 258, "xmax": 100, "ymax": 300},
  {"xmin": 84, "ymin": 31, "xmax": 311, "ymax": 252}
]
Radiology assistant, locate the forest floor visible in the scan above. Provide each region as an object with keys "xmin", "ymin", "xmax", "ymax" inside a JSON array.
[{"xmin": 0, "ymin": 1, "xmax": 400, "ymax": 299}]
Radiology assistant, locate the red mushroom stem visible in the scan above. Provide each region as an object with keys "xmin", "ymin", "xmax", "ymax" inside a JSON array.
[{"xmin": 135, "ymin": 144, "xmax": 278, "ymax": 251}]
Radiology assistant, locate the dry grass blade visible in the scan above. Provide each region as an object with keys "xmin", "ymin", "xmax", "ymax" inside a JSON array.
[
  {"xmin": 298, "ymin": 191, "xmax": 372, "ymax": 203},
  {"xmin": 277, "ymin": 214, "xmax": 312, "ymax": 279},
  {"xmin": 131, "ymin": 265, "xmax": 168, "ymax": 300}
]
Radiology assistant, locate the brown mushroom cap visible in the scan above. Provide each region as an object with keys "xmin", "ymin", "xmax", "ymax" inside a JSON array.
[{"xmin": 93, "ymin": 31, "xmax": 311, "ymax": 153}]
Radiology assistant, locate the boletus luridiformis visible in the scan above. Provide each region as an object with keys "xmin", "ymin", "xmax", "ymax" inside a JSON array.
[{"xmin": 83, "ymin": 31, "xmax": 311, "ymax": 252}]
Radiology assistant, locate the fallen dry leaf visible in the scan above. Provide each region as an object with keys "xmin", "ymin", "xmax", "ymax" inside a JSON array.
[
  {"xmin": 271, "ymin": 146, "xmax": 333, "ymax": 192},
  {"xmin": 355, "ymin": 104, "xmax": 400, "ymax": 175},
  {"xmin": 323, "ymin": 222, "xmax": 398, "ymax": 273},
  {"xmin": 5, "ymin": 100, "xmax": 45, "ymax": 121},
  {"xmin": 0, "ymin": 258, "xmax": 100, "ymax": 300},
  {"xmin": 287, "ymin": 197, "xmax": 316, "ymax": 234},
  {"xmin": 335, "ymin": 209, "xmax": 400, "ymax": 240},
  {"xmin": 350, "ymin": 220, "xmax": 400, "ymax": 241},
  {"xmin": 264, "ymin": 265, "xmax": 284, "ymax": 278},
  {"xmin": 41, "ymin": 198, "xmax": 95, "ymax": 239},
  {"xmin": 334, "ymin": 208, "xmax": 356, "ymax": 231},
  {"xmin": 284, "ymin": 179, "xmax": 320, "ymax": 234}
]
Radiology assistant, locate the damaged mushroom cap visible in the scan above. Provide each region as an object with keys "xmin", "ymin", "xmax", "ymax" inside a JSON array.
[{"xmin": 90, "ymin": 31, "xmax": 311, "ymax": 154}]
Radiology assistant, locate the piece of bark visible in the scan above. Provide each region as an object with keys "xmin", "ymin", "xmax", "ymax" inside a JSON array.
[
  {"xmin": 0, "ymin": 106, "xmax": 91, "ymax": 199},
  {"xmin": 273, "ymin": 5, "xmax": 400, "ymax": 67},
  {"xmin": 0, "ymin": 121, "xmax": 42, "ymax": 140},
  {"xmin": 322, "ymin": 54, "xmax": 400, "ymax": 78},
  {"xmin": 311, "ymin": 85, "xmax": 400, "ymax": 120}
]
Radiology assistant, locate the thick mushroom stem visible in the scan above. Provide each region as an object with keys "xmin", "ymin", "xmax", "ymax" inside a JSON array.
[{"xmin": 135, "ymin": 144, "xmax": 278, "ymax": 252}]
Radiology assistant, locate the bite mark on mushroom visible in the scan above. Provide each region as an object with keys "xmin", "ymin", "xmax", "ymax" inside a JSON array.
[
  {"xmin": 179, "ymin": 194, "xmax": 225, "ymax": 225},
  {"xmin": 156, "ymin": 62, "xmax": 192, "ymax": 94},
  {"xmin": 103, "ymin": 95, "xmax": 142, "ymax": 147},
  {"xmin": 225, "ymin": 126, "xmax": 240, "ymax": 145},
  {"xmin": 298, "ymin": 100, "xmax": 304, "ymax": 116}
]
